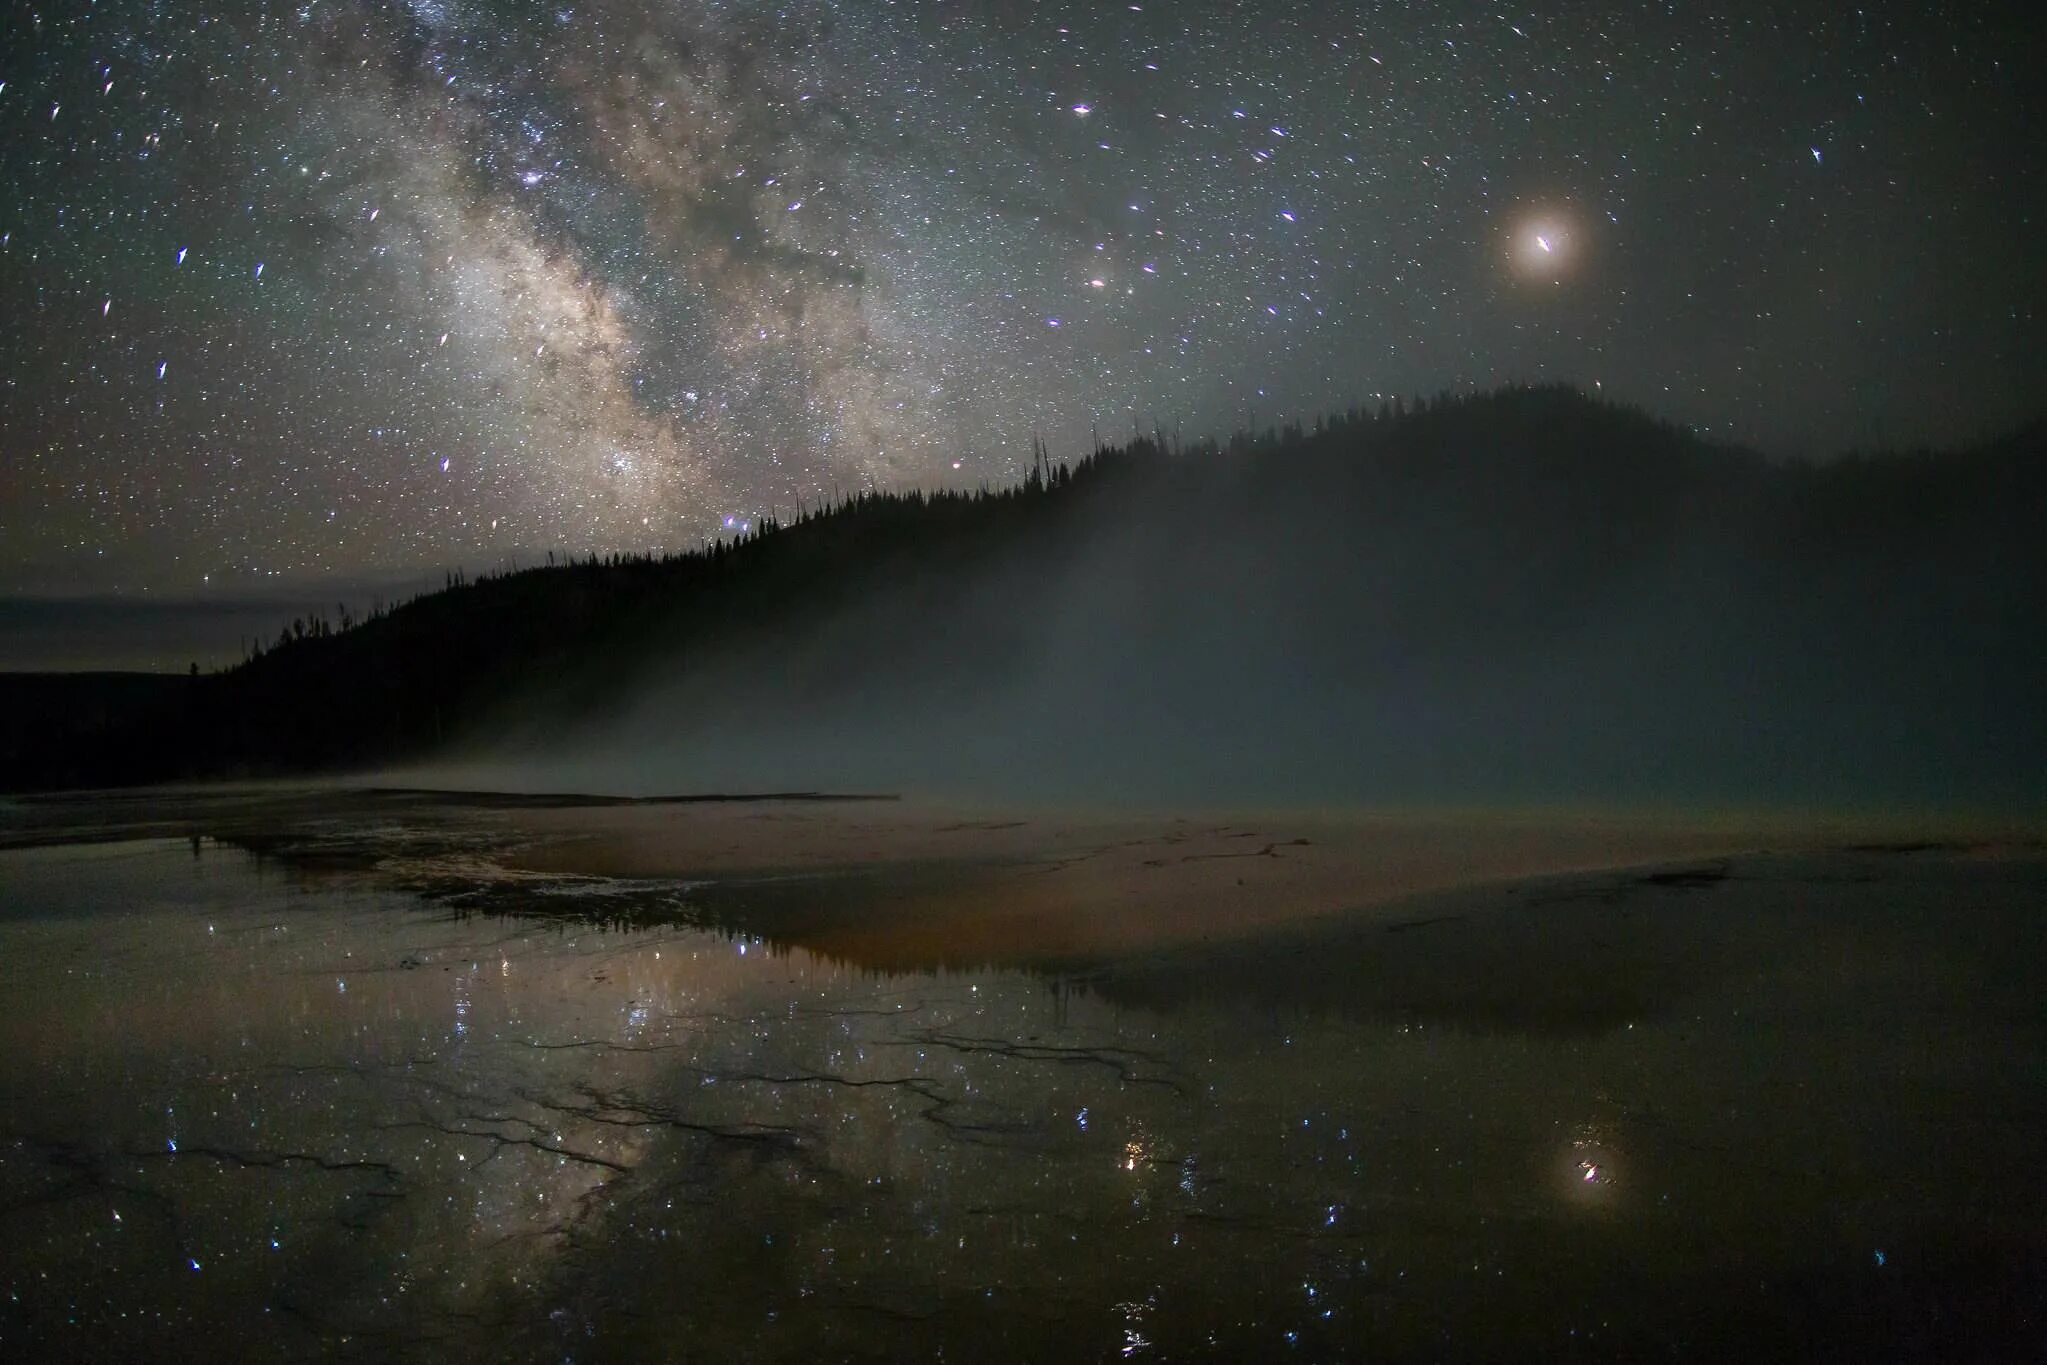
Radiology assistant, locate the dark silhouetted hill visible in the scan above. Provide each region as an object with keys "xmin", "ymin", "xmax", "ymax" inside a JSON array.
[{"xmin": 4, "ymin": 385, "xmax": 2043, "ymax": 807}]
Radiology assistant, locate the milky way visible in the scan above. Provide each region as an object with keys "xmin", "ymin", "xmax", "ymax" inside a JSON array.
[{"xmin": 2, "ymin": 1, "xmax": 2041, "ymax": 593}]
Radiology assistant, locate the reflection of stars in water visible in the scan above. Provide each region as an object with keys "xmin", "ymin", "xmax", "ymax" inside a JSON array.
[{"xmin": 1568, "ymin": 1121, "xmax": 1619, "ymax": 1194}]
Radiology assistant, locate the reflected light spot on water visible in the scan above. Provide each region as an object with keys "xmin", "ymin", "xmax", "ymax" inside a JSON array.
[{"xmin": 4, "ymin": 826, "xmax": 2043, "ymax": 1360}]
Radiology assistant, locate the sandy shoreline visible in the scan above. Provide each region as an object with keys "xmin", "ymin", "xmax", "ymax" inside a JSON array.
[
  {"xmin": 498, "ymin": 799, "xmax": 1961, "ymax": 962},
  {"xmin": 6, "ymin": 785, "xmax": 2032, "ymax": 965}
]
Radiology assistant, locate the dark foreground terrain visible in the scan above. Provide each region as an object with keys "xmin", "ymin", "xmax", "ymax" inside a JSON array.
[{"xmin": 2, "ymin": 790, "xmax": 2041, "ymax": 1361}]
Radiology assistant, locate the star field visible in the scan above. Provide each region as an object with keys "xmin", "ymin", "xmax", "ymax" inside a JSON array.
[{"xmin": 2, "ymin": 0, "xmax": 2041, "ymax": 593}]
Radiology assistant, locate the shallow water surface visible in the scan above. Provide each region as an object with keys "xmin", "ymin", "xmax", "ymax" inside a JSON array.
[{"xmin": 1, "ymin": 826, "xmax": 2043, "ymax": 1361}]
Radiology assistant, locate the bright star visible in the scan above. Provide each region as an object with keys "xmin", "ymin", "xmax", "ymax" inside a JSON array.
[{"xmin": 1509, "ymin": 209, "xmax": 1580, "ymax": 280}]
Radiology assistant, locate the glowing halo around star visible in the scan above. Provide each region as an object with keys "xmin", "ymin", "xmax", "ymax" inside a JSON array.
[{"xmin": 1508, "ymin": 210, "xmax": 1582, "ymax": 282}]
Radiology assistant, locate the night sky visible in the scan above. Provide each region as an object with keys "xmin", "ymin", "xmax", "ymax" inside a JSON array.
[{"xmin": 2, "ymin": 0, "xmax": 2041, "ymax": 598}]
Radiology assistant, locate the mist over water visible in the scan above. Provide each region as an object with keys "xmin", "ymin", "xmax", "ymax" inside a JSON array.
[
  {"xmin": 5, "ymin": 391, "xmax": 2038, "ymax": 812},
  {"xmin": 5, "ymin": 0, "xmax": 2042, "ymax": 1351},
  {"xmin": 442, "ymin": 395, "xmax": 2046, "ymax": 811}
]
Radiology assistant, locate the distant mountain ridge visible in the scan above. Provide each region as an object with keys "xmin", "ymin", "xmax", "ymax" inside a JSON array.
[{"xmin": 5, "ymin": 385, "xmax": 2043, "ymax": 805}]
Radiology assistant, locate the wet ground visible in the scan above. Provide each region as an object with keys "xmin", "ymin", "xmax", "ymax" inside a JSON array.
[{"xmin": 0, "ymin": 793, "xmax": 2042, "ymax": 1361}]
